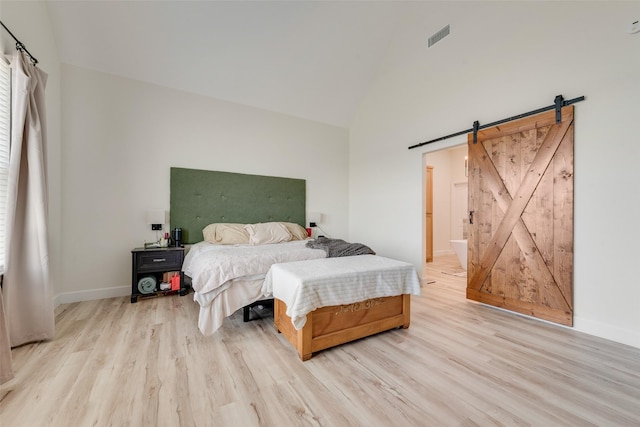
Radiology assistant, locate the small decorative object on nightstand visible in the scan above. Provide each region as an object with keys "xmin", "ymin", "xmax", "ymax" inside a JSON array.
[{"xmin": 131, "ymin": 246, "xmax": 187, "ymax": 303}]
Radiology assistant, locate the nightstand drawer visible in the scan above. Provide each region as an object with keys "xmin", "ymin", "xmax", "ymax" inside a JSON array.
[{"xmin": 136, "ymin": 250, "xmax": 182, "ymax": 271}]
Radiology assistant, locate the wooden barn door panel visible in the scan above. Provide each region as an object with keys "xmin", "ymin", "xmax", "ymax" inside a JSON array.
[{"xmin": 467, "ymin": 107, "xmax": 574, "ymax": 326}]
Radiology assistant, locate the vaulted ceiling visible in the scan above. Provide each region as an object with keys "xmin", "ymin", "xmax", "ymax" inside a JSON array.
[{"xmin": 46, "ymin": 1, "xmax": 413, "ymax": 128}]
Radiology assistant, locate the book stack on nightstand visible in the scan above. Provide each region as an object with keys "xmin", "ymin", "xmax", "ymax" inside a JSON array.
[{"xmin": 131, "ymin": 246, "xmax": 188, "ymax": 303}]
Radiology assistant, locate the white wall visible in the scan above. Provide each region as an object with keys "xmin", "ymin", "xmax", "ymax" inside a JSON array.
[
  {"xmin": 350, "ymin": 2, "xmax": 640, "ymax": 348},
  {"xmin": 60, "ymin": 64, "xmax": 349, "ymax": 301},
  {"xmin": 1, "ymin": 1, "xmax": 62, "ymax": 297}
]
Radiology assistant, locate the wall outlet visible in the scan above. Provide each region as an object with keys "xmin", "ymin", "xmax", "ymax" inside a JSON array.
[{"xmin": 628, "ymin": 20, "xmax": 640, "ymax": 34}]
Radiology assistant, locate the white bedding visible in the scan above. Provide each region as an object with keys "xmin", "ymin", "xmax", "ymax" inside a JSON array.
[
  {"xmin": 262, "ymin": 254, "xmax": 422, "ymax": 330},
  {"xmin": 183, "ymin": 240, "xmax": 326, "ymax": 335},
  {"xmin": 183, "ymin": 240, "xmax": 326, "ymax": 294},
  {"xmin": 194, "ymin": 277, "xmax": 264, "ymax": 336}
]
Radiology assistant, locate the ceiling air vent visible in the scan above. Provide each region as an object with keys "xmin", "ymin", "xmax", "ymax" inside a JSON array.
[{"xmin": 428, "ymin": 24, "xmax": 450, "ymax": 48}]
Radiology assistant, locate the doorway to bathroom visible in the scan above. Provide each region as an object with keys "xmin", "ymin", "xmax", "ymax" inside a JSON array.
[
  {"xmin": 423, "ymin": 144, "xmax": 468, "ymax": 276},
  {"xmin": 422, "ymin": 106, "xmax": 575, "ymax": 328},
  {"xmin": 423, "ymin": 144, "xmax": 468, "ymax": 292}
]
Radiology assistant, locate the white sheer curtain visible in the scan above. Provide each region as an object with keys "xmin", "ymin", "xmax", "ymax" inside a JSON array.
[
  {"xmin": 0, "ymin": 284, "xmax": 12, "ymax": 384},
  {"xmin": 1, "ymin": 51, "xmax": 53, "ymax": 360},
  {"xmin": 0, "ymin": 57, "xmax": 12, "ymax": 385}
]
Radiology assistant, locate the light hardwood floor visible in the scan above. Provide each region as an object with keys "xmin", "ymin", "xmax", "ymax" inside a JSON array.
[{"xmin": 1, "ymin": 255, "xmax": 639, "ymax": 426}]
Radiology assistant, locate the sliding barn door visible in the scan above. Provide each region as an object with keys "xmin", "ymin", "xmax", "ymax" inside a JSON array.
[{"xmin": 467, "ymin": 107, "xmax": 574, "ymax": 326}]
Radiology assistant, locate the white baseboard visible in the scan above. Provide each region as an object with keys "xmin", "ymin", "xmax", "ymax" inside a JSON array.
[
  {"xmin": 472, "ymin": 300, "xmax": 640, "ymax": 350},
  {"xmin": 573, "ymin": 316, "xmax": 640, "ymax": 349},
  {"xmin": 54, "ymin": 286, "xmax": 130, "ymax": 307}
]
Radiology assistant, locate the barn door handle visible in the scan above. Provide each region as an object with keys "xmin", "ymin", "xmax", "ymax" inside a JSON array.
[{"xmin": 469, "ymin": 210, "xmax": 474, "ymax": 225}]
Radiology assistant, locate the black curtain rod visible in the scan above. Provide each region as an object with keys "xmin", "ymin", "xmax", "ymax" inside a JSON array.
[
  {"xmin": 408, "ymin": 94, "xmax": 585, "ymax": 150},
  {"xmin": 0, "ymin": 19, "xmax": 38, "ymax": 64}
]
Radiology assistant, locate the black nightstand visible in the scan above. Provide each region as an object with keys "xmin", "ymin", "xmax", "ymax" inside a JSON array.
[{"xmin": 131, "ymin": 247, "xmax": 187, "ymax": 303}]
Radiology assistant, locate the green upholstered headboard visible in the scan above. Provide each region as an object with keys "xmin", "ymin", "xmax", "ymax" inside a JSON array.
[{"xmin": 170, "ymin": 167, "xmax": 306, "ymax": 244}]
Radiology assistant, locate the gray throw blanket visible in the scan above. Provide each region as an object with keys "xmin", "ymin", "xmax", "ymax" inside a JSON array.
[{"xmin": 305, "ymin": 236, "xmax": 376, "ymax": 258}]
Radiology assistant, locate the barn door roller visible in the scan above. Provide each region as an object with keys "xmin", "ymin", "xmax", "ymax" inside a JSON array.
[
  {"xmin": 554, "ymin": 95, "xmax": 564, "ymax": 124},
  {"xmin": 409, "ymin": 94, "xmax": 585, "ymax": 149}
]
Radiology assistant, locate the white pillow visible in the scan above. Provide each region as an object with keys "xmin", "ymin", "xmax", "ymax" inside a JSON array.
[
  {"xmin": 280, "ymin": 222, "xmax": 309, "ymax": 240},
  {"xmin": 202, "ymin": 223, "xmax": 250, "ymax": 245},
  {"xmin": 244, "ymin": 222, "xmax": 292, "ymax": 245}
]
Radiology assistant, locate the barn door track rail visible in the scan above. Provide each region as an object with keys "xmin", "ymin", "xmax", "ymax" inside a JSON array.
[{"xmin": 408, "ymin": 94, "xmax": 585, "ymax": 150}]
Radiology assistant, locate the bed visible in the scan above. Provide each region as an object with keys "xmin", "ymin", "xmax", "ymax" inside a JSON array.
[
  {"xmin": 183, "ymin": 238, "xmax": 326, "ymax": 335},
  {"xmin": 170, "ymin": 167, "xmax": 325, "ymax": 335},
  {"xmin": 262, "ymin": 255, "xmax": 422, "ymax": 360},
  {"xmin": 170, "ymin": 168, "xmax": 422, "ymax": 345}
]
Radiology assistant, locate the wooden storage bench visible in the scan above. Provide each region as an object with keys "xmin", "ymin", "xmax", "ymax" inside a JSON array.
[
  {"xmin": 264, "ymin": 255, "xmax": 420, "ymax": 361},
  {"xmin": 275, "ymin": 294, "xmax": 411, "ymax": 361}
]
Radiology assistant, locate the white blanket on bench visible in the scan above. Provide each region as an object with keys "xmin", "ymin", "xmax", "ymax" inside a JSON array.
[{"xmin": 262, "ymin": 255, "xmax": 421, "ymax": 329}]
